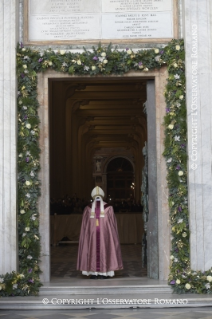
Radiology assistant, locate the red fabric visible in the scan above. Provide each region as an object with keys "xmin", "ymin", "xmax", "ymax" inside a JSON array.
[{"xmin": 77, "ymin": 203, "xmax": 123, "ymax": 272}]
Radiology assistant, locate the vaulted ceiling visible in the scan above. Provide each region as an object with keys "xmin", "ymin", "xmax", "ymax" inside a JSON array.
[{"xmin": 50, "ymin": 79, "xmax": 147, "ymax": 200}]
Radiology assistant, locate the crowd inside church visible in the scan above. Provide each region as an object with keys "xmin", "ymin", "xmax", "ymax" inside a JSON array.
[{"xmin": 50, "ymin": 194, "xmax": 143, "ymax": 215}]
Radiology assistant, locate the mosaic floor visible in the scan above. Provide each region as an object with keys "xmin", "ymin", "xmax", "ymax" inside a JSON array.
[
  {"xmin": 51, "ymin": 244, "xmax": 147, "ymax": 278},
  {"xmin": 0, "ymin": 308, "xmax": 212, "ymax": 319}
]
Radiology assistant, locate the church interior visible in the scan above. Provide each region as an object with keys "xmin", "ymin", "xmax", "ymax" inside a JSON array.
[{"xmin": 49, "ymin": 78, "xmax": 148, "ymax": 278}]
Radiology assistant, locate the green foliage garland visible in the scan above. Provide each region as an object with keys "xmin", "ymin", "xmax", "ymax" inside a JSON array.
[{"xmin": 1, "ymin": 39, "xmax": 212, "ymax": 296}]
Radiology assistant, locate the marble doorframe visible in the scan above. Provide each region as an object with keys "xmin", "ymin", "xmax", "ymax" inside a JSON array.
[{"xmin": 37, "ymin": 69, "xmax": 170, "ymax": 283}]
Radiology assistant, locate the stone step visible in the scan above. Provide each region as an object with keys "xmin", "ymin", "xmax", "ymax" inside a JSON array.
[
  {"xmin": 0, "ymin": 293, "xmax": 212, "ymax": 310},
  {"xmin": 39, "ymin": 284, "xmax": 172, "ymax": 295}
]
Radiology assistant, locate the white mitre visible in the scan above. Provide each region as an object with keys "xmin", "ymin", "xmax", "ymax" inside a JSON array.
[{"xmin": 90, "ymin": 186, "xmax": 105, "ymax": 218}]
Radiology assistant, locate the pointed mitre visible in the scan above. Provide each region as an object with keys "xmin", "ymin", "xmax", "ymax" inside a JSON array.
[{"xmin": 90, "ymin": 186, "xmax": 105, "ymax": 218}]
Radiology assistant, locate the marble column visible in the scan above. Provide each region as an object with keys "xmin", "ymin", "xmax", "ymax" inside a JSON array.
[
  {"xmin": 184, "ymin": 0, "xmax": 212, "ymax": 270},
  {"xmin": 0, "ymin": 1, "xmax": 19, "ymax": 274}
]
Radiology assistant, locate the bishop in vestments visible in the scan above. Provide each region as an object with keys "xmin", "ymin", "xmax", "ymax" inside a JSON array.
[{"xmin": 77, "ymin": 186, "xmax": 123, "ymax": 278}]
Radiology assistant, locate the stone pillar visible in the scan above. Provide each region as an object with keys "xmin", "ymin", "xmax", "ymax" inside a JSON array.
[
  {"xmin": 0, "ymin": 0, "xmax": 19, "ymax": 274},
  {"xmin": 184, "ymin": 0, "xmax": 212, "ymax": 270}
]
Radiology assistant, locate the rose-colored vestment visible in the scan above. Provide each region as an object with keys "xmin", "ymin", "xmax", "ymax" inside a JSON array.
[{"xmin": 77, "ymin": 202, "xmax": 123, "ymax": 272}]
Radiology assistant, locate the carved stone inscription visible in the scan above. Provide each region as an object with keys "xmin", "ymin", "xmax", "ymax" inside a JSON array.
[{"xmin": 28, "ymin": 0, "xmax": 173, "ymax": 41}]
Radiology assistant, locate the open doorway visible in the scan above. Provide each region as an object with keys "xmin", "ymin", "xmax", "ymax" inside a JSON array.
[{"xmin": 49, "ymin": 79, "xmax": 147, "ymax": 279}]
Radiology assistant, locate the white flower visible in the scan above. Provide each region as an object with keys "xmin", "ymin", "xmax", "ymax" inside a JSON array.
[
  {"xmin": 31, "ymin": 214, "xmax": 37, "ymax": 221},
  {"xmin": 176, "ymin": 45, "xmax": 181, "ymax": 50},
  {"xmin": 19, "ymin": 153, "xmax": 23, "ymax": 158},
  {"xmin": 34, "ymin": 235, "xmax": 39, "ymax": 240},
  {"xmin": 155, "ymin": 55, "xmax": 161, "ymax": 62},
  {"xmin": 91, "ymin": 66, "xmax": 96, "ymax": 71},
  {"xmin": 30, "ymin": 171, "xmax": 35, "ymax": 177},
  {"xmin": 98, "ymin": 57, "xmax": 104, "ymax": 62},
  {"xmin": 178, "ymin": 171, "xmax": 184, "ymax": 176},
  {"xmin": 0, "ymin": 286, "xmax": 2, "ymax": 291},
  {"xmin": 154, "ymin": 48, "xmax": 159, "ymax": 54},
  {"xmin": 26, "ymin": 193, "xmax": 31, "ymax": 198},
  {"xmin": 182, "ymin": 274, "xmax": 187, "ymax": 278},
  {"xmin": 31, "ymin": 130, "xmax": 35, "ymax": 135},
  {"xmin": 20, "ymin": 209, "xmax": 25, "ymax": 214},
  {"xmin": 22, "ymin": 233, "xmax": 26, "ymax": 237},
  {"xmin": 76, "ymin": 60, "xmax": 81, "ymax": 65},
  {"xmin": 84, "ymin": 66, "xmax": 90, "ymax": 71},
  {"xmin": 174, "ymin": 74, "xmax": 180, "ymax": 79},
  {"xmin": 23, "ymin": 56, "xmax": 29, "ymax": 60},
  {"xmin": 144, "ymin": 67, "xmax": 149, "ymax": 72},
  {"xmin": 26, "ymin": 151, "xmax": 31, "ymax": 156},
  {"xmin": 174, "ymin": 258, "xmax": 178, "ymax": 262},
  {"xmin": 23, "ymin": 64, "xmax": 27, "ymax": 69},
  {"xmin": 174, "ymin": 135, "xmax": 180, "ymax": 141},
  {"xmin": 168, "ymin": 124, "xmax": 174, "ymax": 129},
  {"xmin": 176, "ymin": 102, "xmax": 181, "ymax": 108},
  {"xmin": 62, "ymin": 62, "xmax": 68, "ymax": 67},
  {"xmin": 25, "ymin": 181, "xmax": 31, "ymax": 186},
  {"xmin": 13, "ymin": 284, "xmax": 18, "ymax": 289},
  {"xmin": 185, "ymin": 283, "xmax": 191, "ymax": 290},
  {"xmin": 60, "ymin": 50, "xmax": 66, "ymax": 55},
  {"xmin": 138, "ymin": 64, "xmax": 143, "ymax": 69},
  {"xmin": 126, "ymin": 49, "xmax": 132, "ymax": 55},
  {"xmin": 170, "ymin": 255, "xmax": 174, "ymax": 260},
  {"xmin": 25, "ymin": 227, "xmax": 30, "ymax": 232},
  {"xmin": 0, "ymin": 278, "xmax": 4, "ymax": 283},
  {"xmin": 207, "ymin": 276, "xmax": 212, "ymax": 282},
  {"xmin": 27, "ymin": 255, "xmax": 32, "ymax": 260},
  {"xmin": 101, "ymin": 52, "xmax": 106, "ymax": 57},
  {"xmin": 171, "ymin": 201, "xmax": 175, "ymax": 206},
  {"xmin": 22, "ymin": 106, "xmax": 27, "ymax": 110},
  {"xmin": 26, "ymin": 123, "xmax": 31, "ymax": 129},
  {"xmin": 24, "ymin": 70, "xmax": 29, "ymax": 74},
  {"xmin": 179, "ymin": 95, "xmax": 184, "ymax": 100},
  {"xmin": 167, "ymin": 158, "xmax": 172, "ymax": 163},
  {"xmin": 205, "ymin": 283, "xmax": 210, "ymax": 289},
  {"xmin": 22, "ymin": 48, "xmax": 26, "ymax": 52},
  {"xmin": 103, "ymin": 59, "xmax": 108, "ymax": 64},
  {"xmin": 177, "ymin": 219, "xmax": 183, "ymax": 223},
  {"xmin": 176, "ymin": 279, "xmax": 181, "ymax": 284},
  {"xmin": 182, "ymin": 232, "xmax": 187, "ymax": 237},
  {"xmin": 19, "ymin": 274, "xmax": 25, "ymax": 278},
  {"xmin": 71, "ymin": 59, "xmax": 76, "ymax": 63},
  {"xmin": 19, "ymin": 100, "xmax": 23, "ymax": 105}
]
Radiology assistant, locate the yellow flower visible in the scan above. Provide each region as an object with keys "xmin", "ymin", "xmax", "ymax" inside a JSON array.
[
  {"xmin": 179, "ymin": 95, "xmax": 184, "ymax": 100},
  {"xmin": 207, "ymin": 275, "xmax": 212, "ymax": 282},
  {"xmin": 168, "ymin": 124, "xmax": 174, "ymax": 129},
  {"xmin": 25, "ymin": 227, "xmax": 30, "ymax": 232},
  {"xmin": 60, "ymin": 50, "xmax": 66, "ymax": 55},
  {"xmin": 103, "ymin": 59, "xmax": 108, "ymax": 64},
  {"xmin": 173, "ymin": 63, "xmax": 178, "ymax": 68},
  {"xmin": 23, "ymin": 64, "xmax": 27, "ymax": 69},
  {"xmin": 101, "ymin": 52, "xmax": 106, "ymax": 57},
  {"xmin": 144, "ymin": 67, "xmax": 149, "ymax": 72},
  {"xmin": 154, "ymin": 48, "xmax": 159, "ymax": 54},
  {"xmin": 126, "ymin": 49, "xmax": 132, "ymax": 55},
  {"xmin": 178, "ymin": 171, "xmax": 184, "ymax": 176},
  {"xmin": 20, "ymin": 209, "xmax": 25, "ymax": 214},
  {"xmin": 176, "ymin": 279, "xmax": 181, "ymax": 284},
  {"xmin": 176, "ymin": 45, "xmax": 181, "ymax": 50},
  {"xmin": 48, "ymin": 61, "xmax": 53, "ymax": 66},
  {"xmin": 25, "ymin": 181, "xmax": 31, "ymax": 186},
  {"xmin": 76, "ymin": 60, "xmax": 81, "ymax": 65},
  {"xmin": 185, "ymin": 283, "xmax": 191, "ymax": 290},
  {"xmin": 91, "ymin": 66, "xmax": 96, "ymax": 71},
  {"xmin": 182, "ymin": 232, "xmax": 187, "ymax": 237}
]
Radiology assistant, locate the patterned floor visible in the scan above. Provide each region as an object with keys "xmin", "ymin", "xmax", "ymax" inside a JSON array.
[
  {"xmin": 0, "ymin": 308, "xmax": 212, "ymax": 319},
  {"xmin": 51, "ymin": 244, "xmax": 147, "ymax": 278}
]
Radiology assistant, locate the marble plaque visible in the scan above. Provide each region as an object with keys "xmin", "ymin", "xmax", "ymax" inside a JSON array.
[{"xmin": 28, "ymin": 0, "xmax": 173, "ymax": 41}]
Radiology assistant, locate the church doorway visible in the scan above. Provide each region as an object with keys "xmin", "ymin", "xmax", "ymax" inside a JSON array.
[
  {"xmin": 38, "ymin": 69, "xmax": 170, "ymax": 283},
  {"xmin": 49, "ymin": 78, "xmax": 147, "ymax": 279}
]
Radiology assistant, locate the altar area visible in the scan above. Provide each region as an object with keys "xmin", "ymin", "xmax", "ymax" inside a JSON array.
[{"xmin": 50, "ymin": 213, "xmax": 143, "ymax": 246}]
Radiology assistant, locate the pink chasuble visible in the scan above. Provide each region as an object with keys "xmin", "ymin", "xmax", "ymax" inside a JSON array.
[{"xmin": 77, "ymin": 202, "xmax": 123, "ymax": 273}]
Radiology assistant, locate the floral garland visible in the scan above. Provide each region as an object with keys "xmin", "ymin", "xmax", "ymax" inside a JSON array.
[{"xmin": 0, "ymin": 39, "xmax": 211, "ymax": 296}]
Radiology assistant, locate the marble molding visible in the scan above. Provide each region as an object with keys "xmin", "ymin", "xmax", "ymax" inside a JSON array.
[
  {"xmin": 37, "ymin": 69, "xmax": 170, "ymax": 282},
  {"xmin": 184, "ymin": 0, "xmax": 212, "ymax": 271},
  {"xmin": 0, "ymin": 0, "xmax": 19, "ymax": 275}
]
